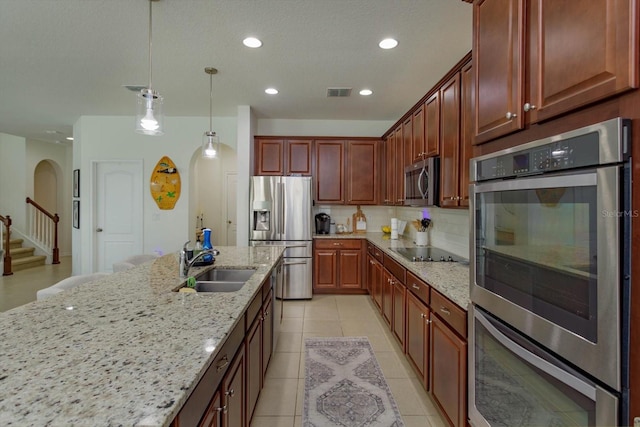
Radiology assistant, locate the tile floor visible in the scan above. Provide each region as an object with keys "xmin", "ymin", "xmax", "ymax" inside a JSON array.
[
  {"xmin": 0, "ymin": 256, "xmax": 72, "ymax": 312},
  {"xmin": 251, "ymin": 294, "xmax": 448, "ymax": 427}
]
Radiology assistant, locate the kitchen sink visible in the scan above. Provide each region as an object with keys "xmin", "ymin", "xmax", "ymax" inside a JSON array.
[
  {"xmin": 196, "ymin": 268, "xmax": 256, "ymax": 283},
  {"xmin": 194, "ymin": 281, "xmax": 246, "ymax": 293}
]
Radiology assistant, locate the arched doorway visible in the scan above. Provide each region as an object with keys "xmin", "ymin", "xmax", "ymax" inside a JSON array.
[
  {"xmin": 33, "ymin": 159, "xmax": 70, "ymax": 257},
  {"xmin": 189, "ymin": 145, "xmax": 238, "ymax": 247}
]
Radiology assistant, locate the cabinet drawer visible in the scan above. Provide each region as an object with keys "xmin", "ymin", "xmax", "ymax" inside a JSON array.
[
  {"xmin": 431, "ymin": 289, "xmax": 466, "ymax": 338},
  {"xmin": 367, "ymin": 243, "xmax": 384, "ymax": 263},
  {"xmin": 315, "ymin": 239, "xmax": 362, "ymax": 250},
  {"xmin": 383, "ymin": 254, "xmax": 405, "ymax": 283},
  {"xmin": 406, "ymin": 271, "xmax": 429, "ymax": 306}
]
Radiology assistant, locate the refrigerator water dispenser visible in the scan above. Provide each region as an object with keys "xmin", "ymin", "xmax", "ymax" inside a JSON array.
[{"xmin": 253, "ymin": 210, "xmax": 270, "ymax": 231}]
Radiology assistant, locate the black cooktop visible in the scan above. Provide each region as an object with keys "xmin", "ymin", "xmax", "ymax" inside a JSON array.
[{"xmin": 391, "ymin": 247, "xmax": 464, "ymax": 263}]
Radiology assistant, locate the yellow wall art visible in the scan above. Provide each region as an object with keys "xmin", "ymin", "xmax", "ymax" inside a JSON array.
[{"xmin": 150, "ymin": 156, "xmax": 181, "ymax": 210}]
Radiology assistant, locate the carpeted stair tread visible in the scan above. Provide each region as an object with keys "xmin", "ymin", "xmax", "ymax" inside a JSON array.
[
  {"xmin": 12, "ymin": 255, "xmax": 46, "ymax": 271},
  {"xmin": 9, "ymin": 238, "xmax": 23, "ymax": 249},
  {"xmin": 10, "ymin": 247, "xmax": 36, "ymax": 259}
]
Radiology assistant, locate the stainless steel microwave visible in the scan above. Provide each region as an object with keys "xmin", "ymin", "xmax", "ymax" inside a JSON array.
[{"xmin": 404, "ymin": 157, "xmax": 439, "ymax": 206}]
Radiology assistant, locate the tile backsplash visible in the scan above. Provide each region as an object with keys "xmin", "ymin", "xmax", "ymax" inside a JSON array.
[{"xmin": 313, "ymin": 205, "xmax": 470, "ymax": 259}]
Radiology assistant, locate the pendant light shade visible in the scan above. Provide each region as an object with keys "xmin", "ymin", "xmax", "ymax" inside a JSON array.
[
  {"xmin": 135, "ymin": 0, "xmax": 164, "ymax": 136},
  {"xmin": 202, "ymin": 67, "xmax": 220, "ymax": 159}
]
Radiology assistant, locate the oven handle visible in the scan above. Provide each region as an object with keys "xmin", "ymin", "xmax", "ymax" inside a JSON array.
[
  {"xmin": 475, "ymin": 310, "xmax": 596, "ymax": 400},
  {"xmin": 474, "ymin": 170, "xmax": 596, "ymax": 193}
]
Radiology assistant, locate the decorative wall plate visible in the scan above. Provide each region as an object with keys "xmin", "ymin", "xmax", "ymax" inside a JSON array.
[{"xmin": 150, "ymin": 156, "xmax": 181, "ymax": 210}]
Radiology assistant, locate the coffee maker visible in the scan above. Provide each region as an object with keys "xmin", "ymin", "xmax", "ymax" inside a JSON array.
[{"xmin": 315, "ymin": 213, "xmax": 331, "ymax": 234}]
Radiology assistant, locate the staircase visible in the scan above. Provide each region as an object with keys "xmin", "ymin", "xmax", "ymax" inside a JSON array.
[{"xmin": 9, "ymin": 237, "xmax": 46, "ymax": 272}]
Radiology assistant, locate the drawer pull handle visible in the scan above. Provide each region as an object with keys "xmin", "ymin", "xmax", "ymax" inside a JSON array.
[
  {"xmin": 440, "ymin": 307, "xmax": 451, "ymax": 316},
  {"xmin": 412, "ymin": 284, "xmax": 420, "ymax": 290},
  {"xmin": 333, "ymin": 242, "xmax": 342, "ymax": 246},
  {"xmin": 216, "ymin": 355, "xmax": 229, "ymax": 372}
]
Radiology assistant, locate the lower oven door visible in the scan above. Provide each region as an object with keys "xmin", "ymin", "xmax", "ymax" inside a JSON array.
[{"xmin": 469, "ymin": 306, "xmax": 618, "ymax": 427}]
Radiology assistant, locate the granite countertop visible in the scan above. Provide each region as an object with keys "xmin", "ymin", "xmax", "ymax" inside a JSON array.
[
  {"xmin": 0, "ymin": 246, "xmax": 284, "ymax": 427},
  {"xmin": 314, "ymin": 232, "xmax": 470, "ymax": 310}
]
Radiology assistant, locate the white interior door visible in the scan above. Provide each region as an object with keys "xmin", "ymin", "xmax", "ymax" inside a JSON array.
[
  {"xmin": 94, "ymin": 161, "xmax": 143, "ymax": 272},
  {"xmin": 225, "ymin": 172, "xmax": 237, "ymax": 246}
]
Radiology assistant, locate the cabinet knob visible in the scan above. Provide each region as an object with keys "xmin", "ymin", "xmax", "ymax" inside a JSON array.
[
  {"xmin": 425, "ymin": 318, "xmax": 432, "ymax": 324},
  {"xmin": 523, "ymin": 103, "xmax": 537, "ymax": 112},
  {"xmin": 215, "ymin": 405, "xmax": 227, "ymax": 414},
  {"xmin": 505, "ymin": 111, "xmax": 517, "ymax": 120},
  {"xmin": 226, "ymin": 388, "xmax": 235, "ymax": 397},
  {"xmin": 420, "ymin": 313, "xmax": 425, "ymax": 319}
]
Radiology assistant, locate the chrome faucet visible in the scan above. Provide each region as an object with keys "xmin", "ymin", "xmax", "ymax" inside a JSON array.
[{"xmin": 179, "ymin": 240, "xmax": 220, "ymax": 278}]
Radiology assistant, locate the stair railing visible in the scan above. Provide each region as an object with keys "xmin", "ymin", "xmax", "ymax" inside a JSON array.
[
  {"xmin": 25, "ymin": 197, "xmax": 60, "ymax": 265},
  {"xmin": 0, "ymin": 214, "xmax": 12, "ymax": 276}
]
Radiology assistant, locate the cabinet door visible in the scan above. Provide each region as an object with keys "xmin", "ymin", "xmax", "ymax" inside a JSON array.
[
  {"xmin": 254, "ymin": 139, "xmax": 284, "ymax": 175},
  {"xmin": 223, "ymin": 347, "xmax": 246, "ymax": 427},
  {"xmin": 394, "ymin": 125, "xmax": 404, "ymax": 205},
  {"xmin": 369, "ymin": 256, "xmax": 383, "ymax": 311},
  {"xmin": 459, "ymin": 60, "xmax": 473, "ymax": 208},
  {"xmin": 439, "ymin": 73, "xmax": 461, "ymax": 208},
  {"xmin": 199, "ymin": 389, "xmax": 223, "ymax": 427},
  {"xmin": 338, "ymin": 249, "xmax": 362, "ymax": 289},
  {"xmin": 424, "ymin": 92, "xmax": 440, "ymax": 157},
  {"xmin": 412, "ymin": 105, "xmax": 425, "ymax": 161},
  {"xmin": 381, "ymin": 270, "xmax": 394, "ymax": 327},
  {"xmin": 527, "ymin": 0, "xmax": 638, "ymax": 123},
  {"xmin": 406, "ymin": 291, "xmax": 429, "ymax": 388},
  {"xmin": 473, "ymin": 0, "xmax": 525, "ymax": 144},
  {"xmin": 430, "ymin": 314, "xmax": 467, "ymax": 427},
  {"xmin": 285, "ymin": 140, "xmax": 313, "ymax": 176},
  {"xmin": 262, "ymin": 296, "xmax": 273, "ymax": 381},
  {"xmin": 346, "ymin": 140, "xmax": 379, "ymax": 205},
  {"xmin": 384, "ymin": 132, "xmax": 396, "ymax": 205},
  {"xmin": 315, "ymin": 141, "xmax": 345, "ymax": 204},
  {"xmin": 313, "ymin": 249, "xmax": 338, "ymax": 289},
  {"xmin": 392, "ymin": 280, "xmax": 406, "ymax": 351},
  {"xmin": 246, "ymin": 315, "xmax": 262, "ymax": 421},
  {"xmin": 403, "ymin": 116, "xmax": 413, "ymax": 169}
]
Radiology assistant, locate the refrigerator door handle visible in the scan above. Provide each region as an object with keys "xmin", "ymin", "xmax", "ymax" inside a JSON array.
[
  {"xmin": 283, "ymin": 260, "xmax": 308, "ymax": 266},
  {"xmin": 278, "ymin": 182, "xmax": 285, "ymax": 240}
]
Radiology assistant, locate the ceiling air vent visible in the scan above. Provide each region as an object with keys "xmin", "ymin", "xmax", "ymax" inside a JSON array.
[{"xmin": 327, "ymin": 87, "xmax": 352, "ymax": 97}]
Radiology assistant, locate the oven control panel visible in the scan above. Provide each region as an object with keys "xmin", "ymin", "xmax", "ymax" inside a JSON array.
[{"xmin": 475, "ymin": 132, "xmax": 600, "ymax": 181}]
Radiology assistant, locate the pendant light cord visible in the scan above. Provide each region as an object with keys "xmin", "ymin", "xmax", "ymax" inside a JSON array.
[
  {"xmin": 148, "ymin": 0, "xmax": 153, "ymax": 90},
  {"xmin": 209, "ymin": 73, "xmax": 213, "ymax": 132}
]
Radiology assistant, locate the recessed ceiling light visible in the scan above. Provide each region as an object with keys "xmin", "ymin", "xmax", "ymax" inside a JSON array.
[
  {"xmin": 379, "ymin": 38, "xmax": 398, "ymax": 49},
  {"xmin": 359, "ymin": 89, "xmax": 373, "ymax": 96},
  {"xmin": 243, "ymin": 37, "xmax": 262, "ymax": 48},
  {"xmin": 265, "ymin": 88, "xmax": 278, "ymax": 95},
  {"xmin": 66, "ymin": 137, "xmax": 74, "ymax": 141}
]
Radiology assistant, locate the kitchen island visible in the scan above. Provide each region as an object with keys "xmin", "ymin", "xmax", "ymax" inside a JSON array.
[{"xmin": 0, "ymin": 246, "xmax": 284, "ymax": 426}]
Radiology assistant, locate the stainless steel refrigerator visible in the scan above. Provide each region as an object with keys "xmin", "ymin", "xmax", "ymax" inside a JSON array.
[{"xmin": 250, "ymin": 176, "xmax": 313, "ymax": 299}]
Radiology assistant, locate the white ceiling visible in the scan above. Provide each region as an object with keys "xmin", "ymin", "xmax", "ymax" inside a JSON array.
[{"xmin": 0, "ymin": 0, "xmax": 472, "ymax": 143}]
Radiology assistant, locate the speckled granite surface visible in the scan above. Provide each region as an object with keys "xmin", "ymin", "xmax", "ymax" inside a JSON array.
[
  {"xmin": 0, "ymin": 246, "xmax": 284, "ymax": 427},
  {"xmin": 314, "ymin": 232, "xmax": 470, "ymax": 309}
]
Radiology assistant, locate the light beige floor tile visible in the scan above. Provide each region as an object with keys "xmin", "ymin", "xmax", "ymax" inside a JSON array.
[
  {"xmin": 280, "ymin": 317, "xmax": 304, "ymax": 333},
  {"xmin": 302, "ymin": 331, "xmax": 345, "ymax": 339},
  {"xmin": 408, "ymin": 376, "xmax": 441, "ymax": 416},
  {"xmin": 294, "ymin": 416, "xmax": 302, "ymax": 427},
  {"xmin": 402, "ymin": 415, "xmax": 432, "ymax": 427},
  {"xmin": 295, "ymin": 378, "xmax": 305, "ymax": 415},
  {"xmin": 266, "ymin": 352, "xmax": 301, "ymax": 379},
  {"xmin": 304, "ymin": 294, "xmax": 336, "ymax": 307},
  {"xmin": 283, "ymin": 302, "xmax": 305, "ymax": 318},
  {"xmin": 365, "ymin": 333, "xmax": 396, "ymax": 353},
  {"xmin": 375, "ymin": 351, "xmax": 415, "ymax": 379},
  {"xmin": 254, "ymin": 378, "xmax": 298, "ymax": 416},
  {"xmin": 341, "ymin": 319, "xmax": 386, "ymax": 335},
  {"xmin": 427, "ymin": 414, "xmax": 449, "ymax": 427},
  {"xmin": 250, "ymin": 416, "xmax": 295, "ymax": 427},
  {"xmin": 302, "ymin": 319, "xmax": 342, "ymax": 335},
  {"xmin": 303, "ymin": 304, "xmax": 340, "ymax": 320},
  {"xmin": 298, "ymin": 350, "xmax": 305, "ymax": 378},
  {"xmin": 276, "ymin": 332, "xmax": 302, "ymax": 352},
  {"xmin": 386, "ymin": 378, "xmax": 427, "ymax": 416}
]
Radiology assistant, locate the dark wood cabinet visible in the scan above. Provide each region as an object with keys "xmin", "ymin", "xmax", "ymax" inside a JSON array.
[
  {"xmin": 459, "ymin": 60, "xmax": 473, "ymax": 207},
  {"xmin": 412, "ymin": 105, "xmax": 425, "ymax": 161},
  {"xmin": 424, "ymin": 92, "xmax": 440, "ymax": 157},
  {"xmin": 246, "ymin": 313, "xmax": 262, "ymax": 421},
  {"xmin": 406, "ymin": 290, "xmax": 430, "ymax": 389},
  {"xmin": 439, "ymin": 72, "xmax": 461, "ymax": 208},
  {"xmin": 381, "ymin": 269, "xmax": 394, "ymax": 327},
  {"xmin": 313, "ymin": 239, "xmax": 365, "ymax": 293},
  {"xmin": 394, "ymin": 125, "xmax": 404, "ymax": 205},
  {"xmin": 262, "ymin": 295, "xmax": 273, "ymax": 380},
  {"xmin": 315, "ymin": 140, "xmax": 345, "ymax": 204},
  {"xmin": 199, "ymin": 389, "xmax": 223, "ymax": 427},
  {"xmin": 383, "ymin": 132, "xmax": 396, "ymax": 205},
  {"xmin": 392, "ymin": 279, "xmax": 406, "ymax": 351},
  {"xmin": 222, "ymin": 346, "xmax": 245, "ymax": 427},
  {"xmin": 346, "ymin": 140, "xmax": 379, "ymax": 205},
  {"xmin": 473, "ymin": 0, "xmax": 638, "ymax": 144},
  {"xmin": 254, "ymin": 139, "xmax": 313, "ymax": 176},
  {"xmin": 430, "ymin": 314, "xmax": 467, "ymax": 427},
  {"xmin": 403, "ymin": 116, "xmax": 413, "ymax": 169},
  {"xmin": 367, "ymin": 253, "xmax": 383, "ymax": 311}
]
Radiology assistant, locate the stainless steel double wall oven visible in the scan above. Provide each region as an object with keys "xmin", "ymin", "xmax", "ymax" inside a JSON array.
[{"xmin": 469, "ymin": 118, "xmax": 632, "ymax": 426}]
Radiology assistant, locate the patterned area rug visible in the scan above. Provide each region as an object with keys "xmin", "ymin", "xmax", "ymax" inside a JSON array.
[{"xmin": 304, "ymin": 337, "xmax": 404, "ymax": 427}]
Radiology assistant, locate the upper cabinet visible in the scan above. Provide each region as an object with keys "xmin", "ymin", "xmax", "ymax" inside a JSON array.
[
  {"xmin": 439, "ymin": 72, "xmax": 461, "ymax": 208},
  {"xmin": 315, "ymin": 140, "xmax": 345, "ymax": 204},
  {"xmin": 346, "ymin": 140, "xmax": 379, "ymax": 205},
  {"xmin": 473, "ymin": 0, "xmax": 638, "ymax": 144},
  {"xmin": 411, "ymin": 105, "xmax": 425, "ymax": 162},
  {"xmin": 424, "ymin": 92, "xmax": 441, "ymax": 157},
  {"xmin": 254, "ymin": 139, "xmax": 313, "ymax": 176}
]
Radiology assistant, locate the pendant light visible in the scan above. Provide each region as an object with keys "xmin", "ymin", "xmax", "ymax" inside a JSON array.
[
  {"xmin": 202, "ymin": 67, "xmax": 220, "ymax": 159},
  {"xmin": 135, "ymin": 0, "xmax": 164, "ymax": 136}
]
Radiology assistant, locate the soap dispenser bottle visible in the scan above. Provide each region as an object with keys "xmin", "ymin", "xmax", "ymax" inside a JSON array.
[{"xmin": 202, "ymin": 228, "xmax": 214, "ymax": 263}]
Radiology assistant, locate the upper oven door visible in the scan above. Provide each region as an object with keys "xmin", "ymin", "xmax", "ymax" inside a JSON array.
[{"xmin": 470, "ymin": 165, "xmax": 622, "ymax": 391}]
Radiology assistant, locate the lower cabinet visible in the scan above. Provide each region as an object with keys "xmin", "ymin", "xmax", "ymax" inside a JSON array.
[
  {"xmin": 405, "ymin": 291, "xmax": 430, "ymax": 388},
  {"xmin": 367, "ymin": 253, "xmax": 383, "ymax": 311},
  {"xmin": 381, "ymin": 269, "xmax": 394, "ymax": 327},
  {"xmin": 313, "ymin": 239, "xmax": 365, "ymax": 293},
  {"xmin": 246, "ymin": 312, "xmax": 262, "ymax": 421},
  {"xmin": 391, "ymin": 279, "xmax": 406, "ymax": 350},
  {"xmin": 223, "ymin": 346, "xmax": 246, "ymax": 427},
  {"xmin": 199, "ymin": 390, "xmax": 223, "ymax": 427}
]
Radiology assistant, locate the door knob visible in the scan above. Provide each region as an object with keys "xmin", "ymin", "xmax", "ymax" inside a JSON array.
[
  {"xmin": 96, "ymin": 228, "xmax": 103, "ymax": 232},
  {"xmin": 227, "ymin": 220, "xmax": 232, "ymax": 224}
]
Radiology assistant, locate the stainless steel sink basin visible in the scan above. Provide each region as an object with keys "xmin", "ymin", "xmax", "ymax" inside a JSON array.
[
  {"xmin": 196, "ymin": 268, "xmax": 256, "ymax": 282},
  {"xmin": 195, "ymin": 281, "xmax": 246, "ymax": 293}
]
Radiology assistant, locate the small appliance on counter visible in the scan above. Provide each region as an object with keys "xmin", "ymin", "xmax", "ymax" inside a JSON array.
[{"xmin": 315, "ymin": 213, "xmax": 331, "ymax": 234}]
